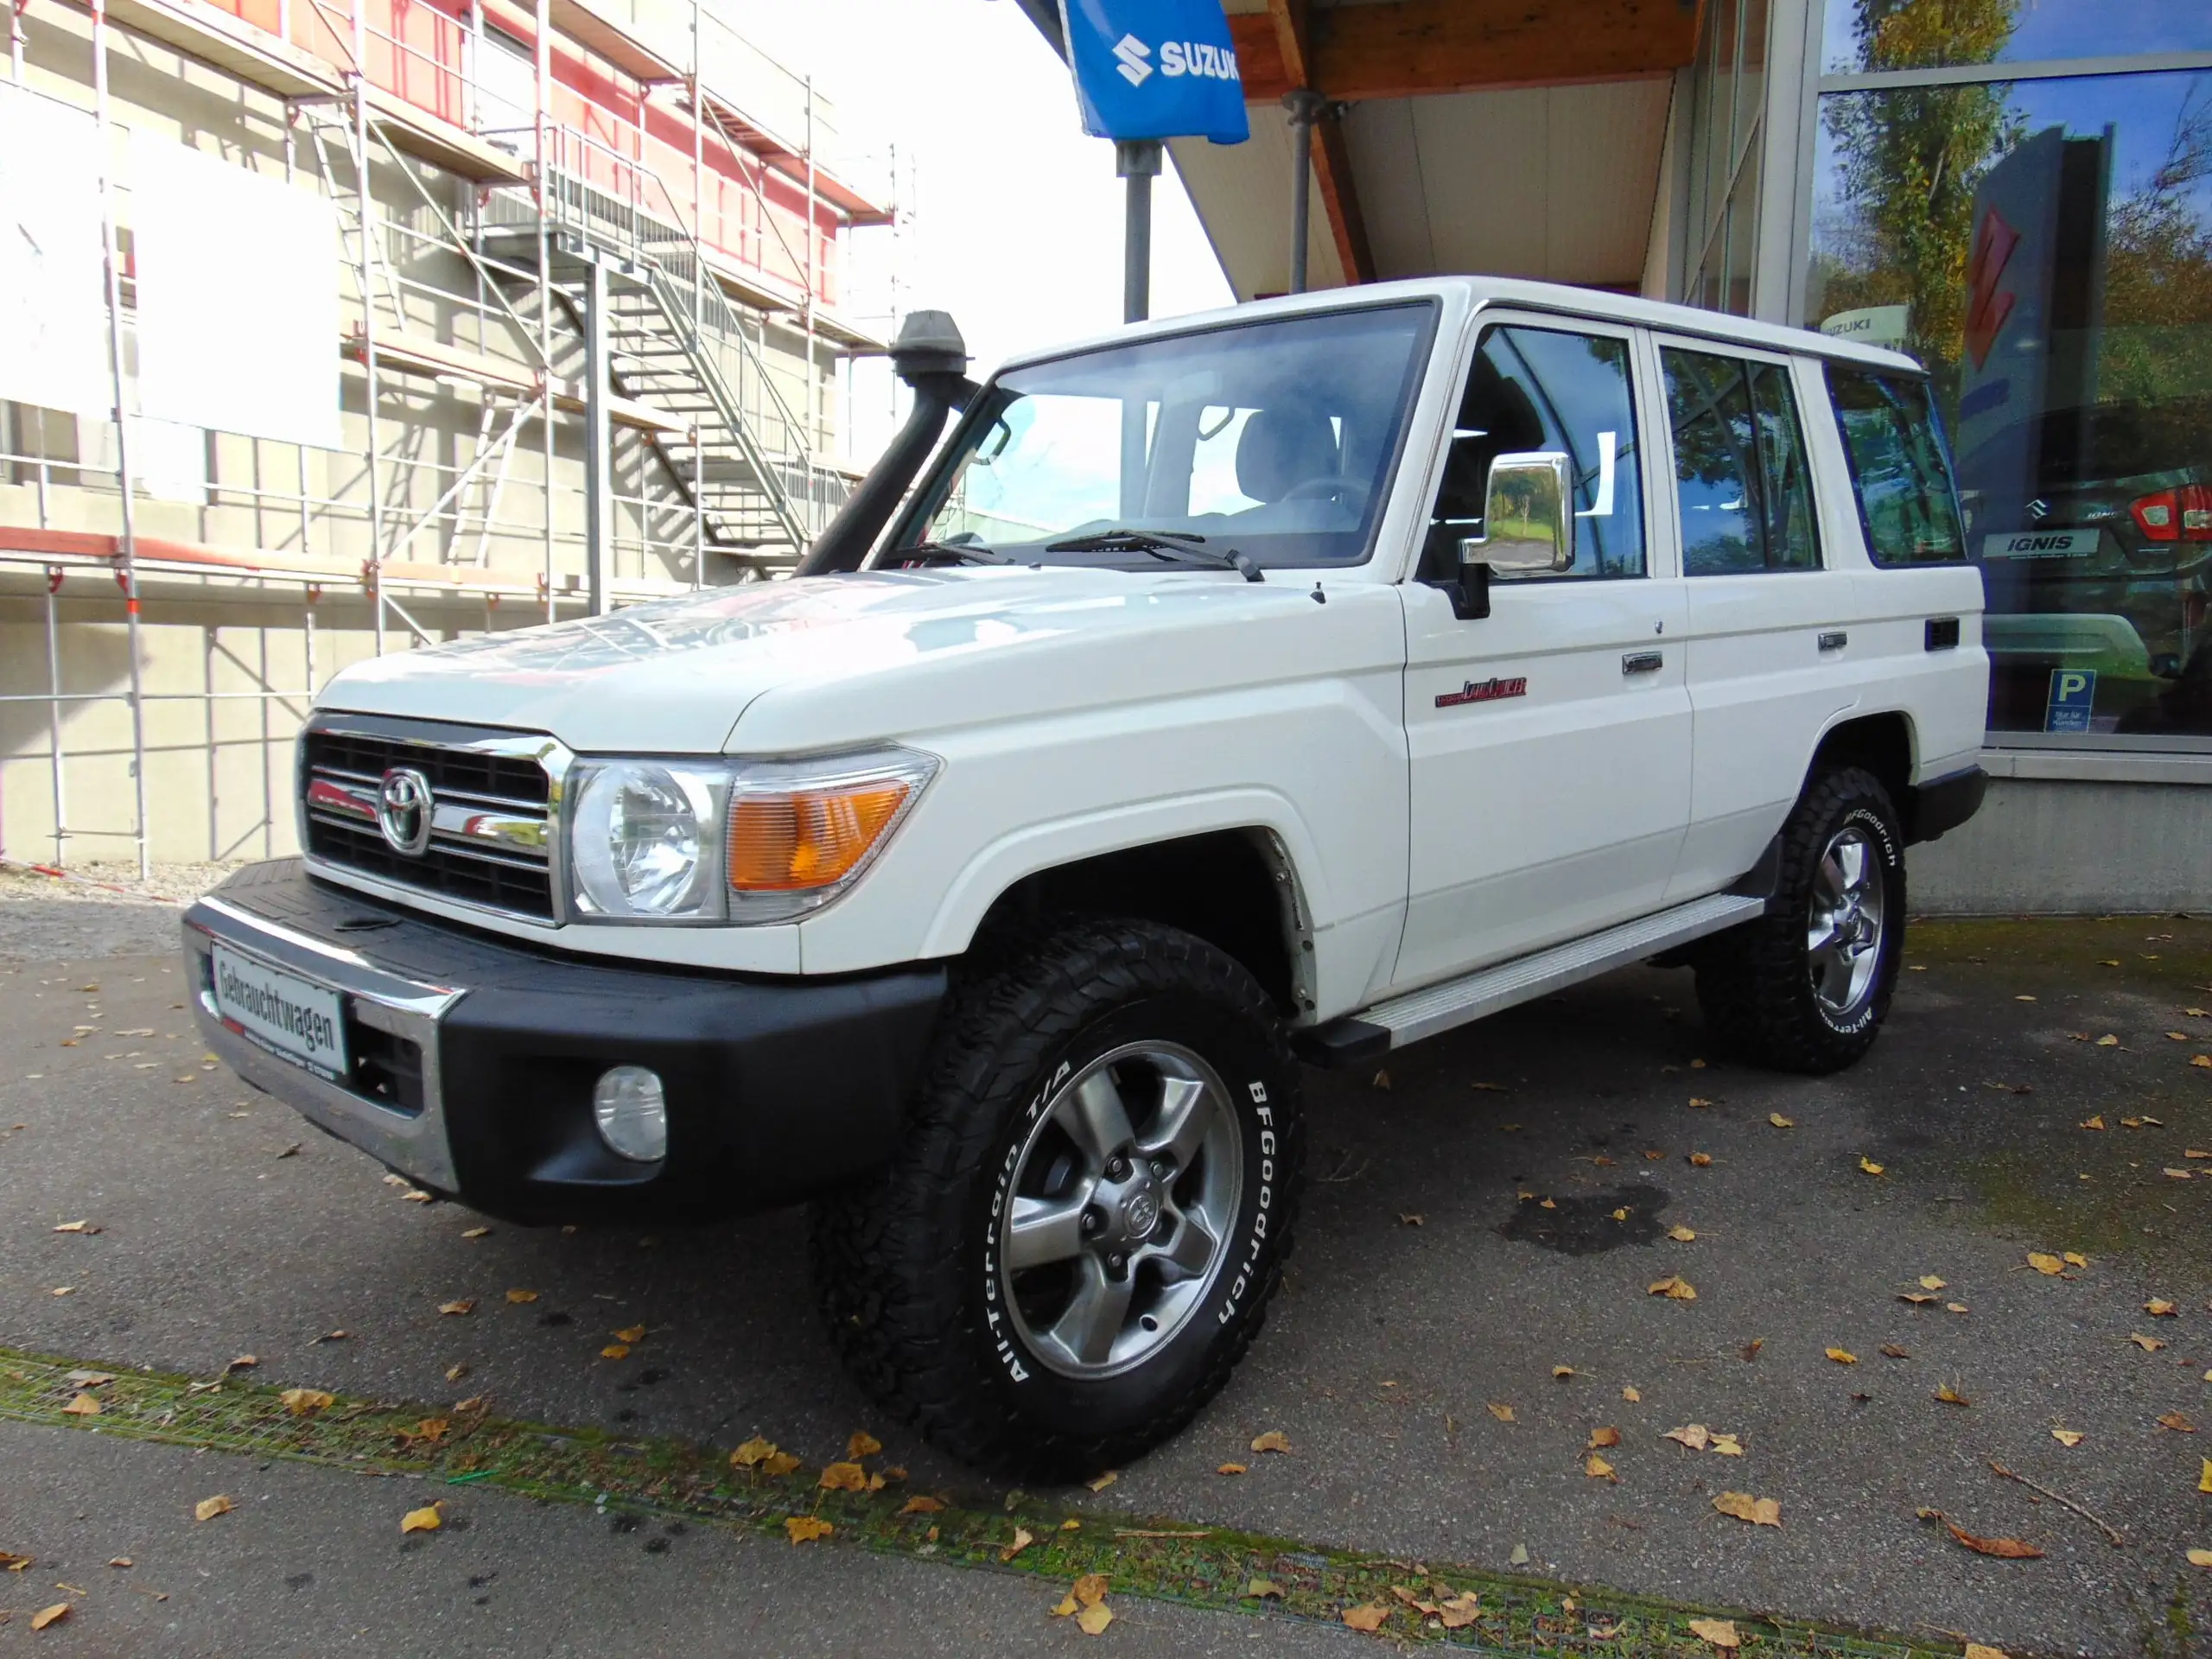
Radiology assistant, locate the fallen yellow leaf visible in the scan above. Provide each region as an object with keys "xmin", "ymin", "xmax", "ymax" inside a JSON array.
[
  {"xmin": 1688, "ymin": 1618, "xmax": 1739, "ymax": 1651},
  {"xmin": 437, "ymin": 1299, "xmax": 475, "ymax": 1316},
  {"xmin": 2148, "ymin": 1300, "xmax": 2180, "ymax": 1317},
  {"xmin": 601, "ymin": 1344, "xmax": 631, "ymax": 1360},
  {"xmin": 1710, "ymin": 1433, "xmax": 1745, "ymax": 1456},
  {"xmin": 1585, "ymin": 1453, "xmax": 1617, "ymax": 1481},
  {"xmin": 2063, "ymin": 1251, "xmax": 2088, "ymax": 1267},
  {"xmin": 1553, "ymin": 1364, "xmax": 1578, "ymax": 1378},
  {"xmin": 1487, "ymin": 1402, "xmax": 1515, "ymax": 1422},
  {"xmin": 1622, "ymin": 1385, "xmax": 1642, "ymax": 1402},
  {"xmin": 1669, "ymin": 1224, "xmax": 1697, "ymax": 1242},
  {"xmin": 2200, "ymin": 1459, "xmax": 2212, "ymax": 1495},
  {"xmin": 0, "ymin": 1551, "xmax": 30, "ymax": 1570},
  {"xmin": 1712, "ymin": 1491, "xmax": 1781, "ymax": 1527},
  {"xmin": 1665, "ymin": 1423, "xmax": 1711, "ymax": 1452},
  {"xmin": 1918, "ymin": 1274, "xmax": 1947, "ymax": 1290},
  {"xmin": 615, "ymin": 1325, "xmax": 647, "ymax": 1344},
  {"xmin": 1826, "ymin": 1347, "xmax": 1859, "ymax": 1364},
  {"xmin": 1611, "ymin": 1207, "xmax": 1629, "ymax": 1221},
  {"xmin": 1341, "ymin": 1603, "xmax": 1389, "ymax": 1631},
  {"xmin": 1858, "ymin": 1157, "xmax": 1885, "ymax": 1176},
  {"xmin": 1588, "ymin": 1426, "xmax": 1621, "ymax": 1449},
  {"xmin": 2026, "ymin": 1252, "xmax": 2065, "ymax": 1275},
  {"xmin": 30, "ymin": 1604, "xmax": 69, "ymax": 1631},
  {"xmin": 2193, "ymin": 1054, "xmax": 2212, "ymax": 1068},
  {"xmin": 1438, "ymin": 1592, "xmax": 1480, "ymax": 1628},
  {"xmin": 1246, "ymin": 1577, "xmax": 1285, "ymax": 1599},
  {"xmin": 280, "ymin": 1388, "xmax": 335, "ymax": 1417},
  {"xmin": 2081, "ymin": 1116, "xmax": 2107, "ymax": 1130},
  {"xmin": 1769, "ymin": 1113, "xmax": 1795, "ymax": 1128},
  {"xmin": 1000, "ymin": 1526, "xmax": 1035, "ymax": 1562},
  {"xmin": 2051, "ymin": 1428, "xmax": 2084, "ymax": 1447},
  {"xmin": 1935, "ymin": 1382, "xmax": 1972, "ymax": 1406},
  {"xmin": 1649, "ymin": 1274, "xmax": 1697, "ymax": 1300},
  {"xmin": 2188, "ymin": 1548, "xmax": 2212, "ymax": 1568},
  {"xmin": 1086, "ymin": 1470, "xmax": 1119, "ymax": 1492},
  {"xmin": 461, "ymin": 1226, "xmax": 490, "ymax": 1238},
  {"xmin": 899, "ymin": 1496, "xmax": 944, "ymax": 1515},
  {"xmin": 505, "ymin": 1288, "xmax": 537, "ymax": 1304},
  {"xmin": 2158, "ymin": 1412, "xmax": 2198, "ymax": 1433},
  {"xmin": 1217, "ymin": 1461, "xmax": 1247, "ymax": 1476},
  {"xmin": 818, "ymin": 1462, "xmax": 868, "ymax": 1492},
  {"xmin": 785, "ymin": 1516, "xmax": 833, "ymax": 1544},
  {"xmin": 1076, "ymin": 1602, "xmax": 1113, "ymax": 1637},
  {"xmin": 194, "ymin": 1495, "xmax": 232, "ymax": 1522},
  {"xmin": 845, "ymin": 1430, "xmax": 881, "ymax": 1459},
  {"xmin": 1688, "ymin": 1152, "xmax": 1713, "ymax": 1166},
  {"xmin": 400, "ymin": 1503, "xmax": 442, "ymax": 1534},
  {"xmin": 1965, "ymin": 1646, "xmax": 2011, "ymax": 1659},
  {"xmin": 60, "ymin": 1391, "xmax": 101, "ymax": 1416},
  {"xmin": 2132, "ymin": 1333, "xmax": 2168, "ymax": 1352},
  {"xmin": 1249, "ymin": 1430, "xmax": 1292, "ymax": 1454}
]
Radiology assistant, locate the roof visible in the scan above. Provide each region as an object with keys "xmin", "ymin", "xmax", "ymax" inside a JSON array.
[{"xmin": 988, "ymin": 276, "xmax": 1929, "ymax": 379}]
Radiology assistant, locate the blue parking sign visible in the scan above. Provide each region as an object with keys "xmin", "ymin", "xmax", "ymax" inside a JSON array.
[{"xmin": 2044, "ymin": 668, "xmax": 2096, "ymax": 733}]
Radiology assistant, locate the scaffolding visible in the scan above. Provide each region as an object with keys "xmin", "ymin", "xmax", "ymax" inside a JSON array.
[{"xmin": 0, "ymin": 0, "xmax": 895, "ymax": 876}]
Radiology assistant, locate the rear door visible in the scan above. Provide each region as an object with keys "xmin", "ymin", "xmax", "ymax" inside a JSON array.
[
  {"xmin": 1655, "ymin": 339, "xmax": 1864, "ymax": 900},
  {"xmin": 1396, "ymin": 315, "xmax": 1691, "ymax": 989}
]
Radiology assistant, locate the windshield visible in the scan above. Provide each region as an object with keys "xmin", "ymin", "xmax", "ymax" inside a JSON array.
[{"xmin": 896, "ymin": 302, "xmax": 1438, "ymax": 569}]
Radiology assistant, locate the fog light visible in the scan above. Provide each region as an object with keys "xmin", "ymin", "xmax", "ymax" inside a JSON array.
[{"xmin": 592, "ymin": 1065, "xmax": 667, "ymax": 1162}]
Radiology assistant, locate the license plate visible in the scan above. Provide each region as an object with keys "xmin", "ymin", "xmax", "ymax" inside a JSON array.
[{"xmin": 210, "ymin": 944, "xmax": 348, "ymax": 1082}]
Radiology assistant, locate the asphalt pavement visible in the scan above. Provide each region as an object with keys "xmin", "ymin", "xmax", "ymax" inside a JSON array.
[{"xmin": 2, "ymin": 891, "xmax": 2209, "ymax": 1656}]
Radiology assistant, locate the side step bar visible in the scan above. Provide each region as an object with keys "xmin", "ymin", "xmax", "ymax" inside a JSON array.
[{"xmin": 1295, "ymin": 893, "xmax": 1768, "ymax": 1066}]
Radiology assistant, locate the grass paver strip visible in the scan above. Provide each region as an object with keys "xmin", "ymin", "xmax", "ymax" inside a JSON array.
[{"xmin": 0, "ymin": 1345, "xmax": 1955, "ymax": 1656}]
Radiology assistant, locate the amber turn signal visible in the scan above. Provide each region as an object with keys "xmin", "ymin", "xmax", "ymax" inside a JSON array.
[{"xmin": 728, "ymin": 781, "xmax": 912, "ymax": 892}]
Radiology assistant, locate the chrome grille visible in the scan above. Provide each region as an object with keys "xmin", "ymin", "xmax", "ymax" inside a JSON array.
[{"xmin": 301, "ymin": 719, "xmax": 563, "ymax": 920}]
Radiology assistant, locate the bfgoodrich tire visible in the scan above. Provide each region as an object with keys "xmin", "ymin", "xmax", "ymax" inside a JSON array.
[
  {"xmin": 1693, "ymin": 766, "xmax": 1905, "ymax": 1076},
  {"xmin": 810, "ymin": 919, "xmax": 1302, "ymax": 1482}
]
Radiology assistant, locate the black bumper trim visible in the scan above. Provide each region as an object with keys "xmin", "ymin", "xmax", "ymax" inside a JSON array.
[
  {"xmin": 1907, "ymin": 765, "xmax": 1988, "ymax": 845},
  {"xmin": 191, "ymin": 861, "xmax": 947, "ymax": 1224}
]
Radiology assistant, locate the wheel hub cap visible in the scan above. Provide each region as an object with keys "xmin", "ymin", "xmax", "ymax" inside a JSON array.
[
  {"xmin": 1808, "ymin": 824, "xmax": 1886, "ymax": 1018},
  {"xmin": 998, "ymin": 1041, "xmax": 1244, "ymax": 1380}
]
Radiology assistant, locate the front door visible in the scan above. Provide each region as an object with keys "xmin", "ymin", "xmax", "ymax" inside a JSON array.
[{"xmin": 1397, "ymin": 317, "xmax": 1692, "ymax": 991}]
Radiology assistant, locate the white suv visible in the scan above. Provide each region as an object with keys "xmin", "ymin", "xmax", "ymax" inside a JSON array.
[{"xmin": 185, "ymin": 278, "xmax": 1988, "ymax": 1478}]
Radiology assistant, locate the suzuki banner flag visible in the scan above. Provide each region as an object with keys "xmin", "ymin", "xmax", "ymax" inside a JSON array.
[{"xmin": 1058, "ymin": 0, "xmax": 1249, "ymax": 144}]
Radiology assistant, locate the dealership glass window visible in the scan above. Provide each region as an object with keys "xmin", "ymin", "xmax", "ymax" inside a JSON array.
[
  {"xmin": 1683, "ymin": 0, "xmax": 1771, "ymax": 317},
  {"xmin": 1821, "ymin": 0, "xmax": 2212, "ymax": 77},
  {"xmin": 1808, "ymin": 64, "xmax": 2212, "ymax": 741}
]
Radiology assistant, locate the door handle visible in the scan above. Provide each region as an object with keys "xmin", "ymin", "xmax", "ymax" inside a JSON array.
[
  {"xmin": 1622, "ymin": 651, "xmax": 1663, "ymax": 675},
  {"xmin": 1818, "ymin": 631, "xmax": 1847, "ymax": 652}
]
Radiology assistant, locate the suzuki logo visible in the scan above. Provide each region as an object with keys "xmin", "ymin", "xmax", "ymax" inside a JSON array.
[
  {"xmin": 1113, "ymin": 33, "xmax": 1153, "ymax": 86},
  {"xmin": 376, "ymin": 766, "xmax": 435, "ymax": 857},
  {"xmin": 1963, "ymin": 207, "xmax": 2019, "ymax": 371}
]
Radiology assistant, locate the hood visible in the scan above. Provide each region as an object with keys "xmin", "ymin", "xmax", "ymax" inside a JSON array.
[{"xmin": 317, "ymin": 567, "xmax": 1402, "ymax": 755}]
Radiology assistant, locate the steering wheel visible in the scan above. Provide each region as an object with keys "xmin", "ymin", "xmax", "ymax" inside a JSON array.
[{"xmin": 1277, "ymin": 476, "xmax": 1370, "ymax": 512}]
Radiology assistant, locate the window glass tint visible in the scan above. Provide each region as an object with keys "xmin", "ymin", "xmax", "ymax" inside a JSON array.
[
  {"xmin": 1422, "ymin": 325, "xmax": 1643, "ymax": 582},
  {"xmin": 1820, "ymin": 0, "xmax": 2210, "ymax": 76},
  {"xmin": 1662, "ymin": 348, "xmax": 1821, "ymax": 575},
  {"xmin": 1826, "ymin": 366, "xmax": 1967, "ymax": 567}
]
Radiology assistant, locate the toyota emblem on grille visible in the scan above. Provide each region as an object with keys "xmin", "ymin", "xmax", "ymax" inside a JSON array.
[{"xmin": 375, "ymin": 767, "xmax": 435, "ymax": 856}]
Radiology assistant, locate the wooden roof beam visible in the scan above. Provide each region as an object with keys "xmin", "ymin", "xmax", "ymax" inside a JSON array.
[
  {"xmin": 1233, "ymin": 0, "xmax": 1699, "ymax": 104},
  {"xmin": 1266, "ymin": 0, "xmax": 1374, "ymax": 284}
]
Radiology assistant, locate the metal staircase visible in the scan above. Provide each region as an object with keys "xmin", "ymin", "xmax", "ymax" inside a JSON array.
[{"xmin": 477, "ymin": 122, "xmax": 849, "ymax": 573}]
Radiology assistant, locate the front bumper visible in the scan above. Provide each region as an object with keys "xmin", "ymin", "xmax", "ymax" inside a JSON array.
[{"xmin": 184, "ymin": 861, "xmax": 948, "ymax": 1223}]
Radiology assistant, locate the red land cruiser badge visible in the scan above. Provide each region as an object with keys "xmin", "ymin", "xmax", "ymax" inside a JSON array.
[{"xmin": 1436, "ymin": 676, "xmax": 1528, "ymax": 709}]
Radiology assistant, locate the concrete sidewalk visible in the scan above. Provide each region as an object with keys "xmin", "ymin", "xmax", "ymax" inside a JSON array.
[{"xmin": 2, "ymin": 909, "xmax": 2209, "ymax": 1653}]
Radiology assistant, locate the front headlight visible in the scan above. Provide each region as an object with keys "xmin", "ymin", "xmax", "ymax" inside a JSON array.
[{"xmin": 564, "ymin": 749, "xmax": 937, "ymax": 925}]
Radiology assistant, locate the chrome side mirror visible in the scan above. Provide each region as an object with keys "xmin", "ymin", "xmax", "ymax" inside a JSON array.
[{"xmin": 1459, "ymin": 451, "xmax": 1573, "ymax": 582}]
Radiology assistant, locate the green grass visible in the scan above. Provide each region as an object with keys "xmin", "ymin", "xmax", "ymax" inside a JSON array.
[{"xmin": 0, "ymin": 1344, "xmax": 1964, "ymax": 1656}]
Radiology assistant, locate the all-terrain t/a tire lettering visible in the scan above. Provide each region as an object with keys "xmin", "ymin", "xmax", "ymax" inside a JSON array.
[{"xmin": 810, "ymin": 919, "xmax": 1304, "ymax": 1481}]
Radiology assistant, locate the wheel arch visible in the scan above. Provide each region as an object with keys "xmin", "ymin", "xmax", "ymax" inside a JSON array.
[
  {"xmin": 960, "ymin": 828, "xmax": 1317, "ymax": 1019},
  {"xmin": 1808, "ymin": 709, "xmax": 1916, "ymax": 814}
]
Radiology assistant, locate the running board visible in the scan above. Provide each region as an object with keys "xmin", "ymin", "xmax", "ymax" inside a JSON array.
[{"xmin": 1296, "ymin": 893, "xmax": 1768, "ymax": 1065}]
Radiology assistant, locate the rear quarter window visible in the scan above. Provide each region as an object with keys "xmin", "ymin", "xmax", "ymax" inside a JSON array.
[{"xmin": 1825, "ymin": 365, "xmax": 1969, "ymax": 568}]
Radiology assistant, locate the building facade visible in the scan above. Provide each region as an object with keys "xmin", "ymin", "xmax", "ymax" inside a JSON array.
[{"xmin": 1, "ymin": 0, "xmax": 891, "ymax": 871}]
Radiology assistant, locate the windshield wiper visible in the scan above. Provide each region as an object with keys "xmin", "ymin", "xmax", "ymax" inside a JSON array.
[
  {"xmin": 1044, "ymin": 528, "xmax": 1262, "ymax": 582},
  {"xmin": 891, "ymin": 538, "xmax": 1014, "ymax": 567}
]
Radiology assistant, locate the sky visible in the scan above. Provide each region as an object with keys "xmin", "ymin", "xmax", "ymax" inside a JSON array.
[{"xmin": 719, "ymin": 0, "xmax": 1237, "ymax": 463}]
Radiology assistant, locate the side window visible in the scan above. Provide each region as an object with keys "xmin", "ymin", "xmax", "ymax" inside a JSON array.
[
  {"xmin": 1662, "ymin": 347, "xmax": 1821, "ymax": 575},
  {"xmin": 1421, "ymin": 325, "xmax": 1643, "ymax": 582},
  {"xmin": 1825, "ymin": 365, "xmax": 1968, "ymax": 567}
]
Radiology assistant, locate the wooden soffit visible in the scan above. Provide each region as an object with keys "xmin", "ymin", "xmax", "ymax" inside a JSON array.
[{"xmin": 1230, "ymin": 0, "xmax": 1700, "ymax": 104}]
